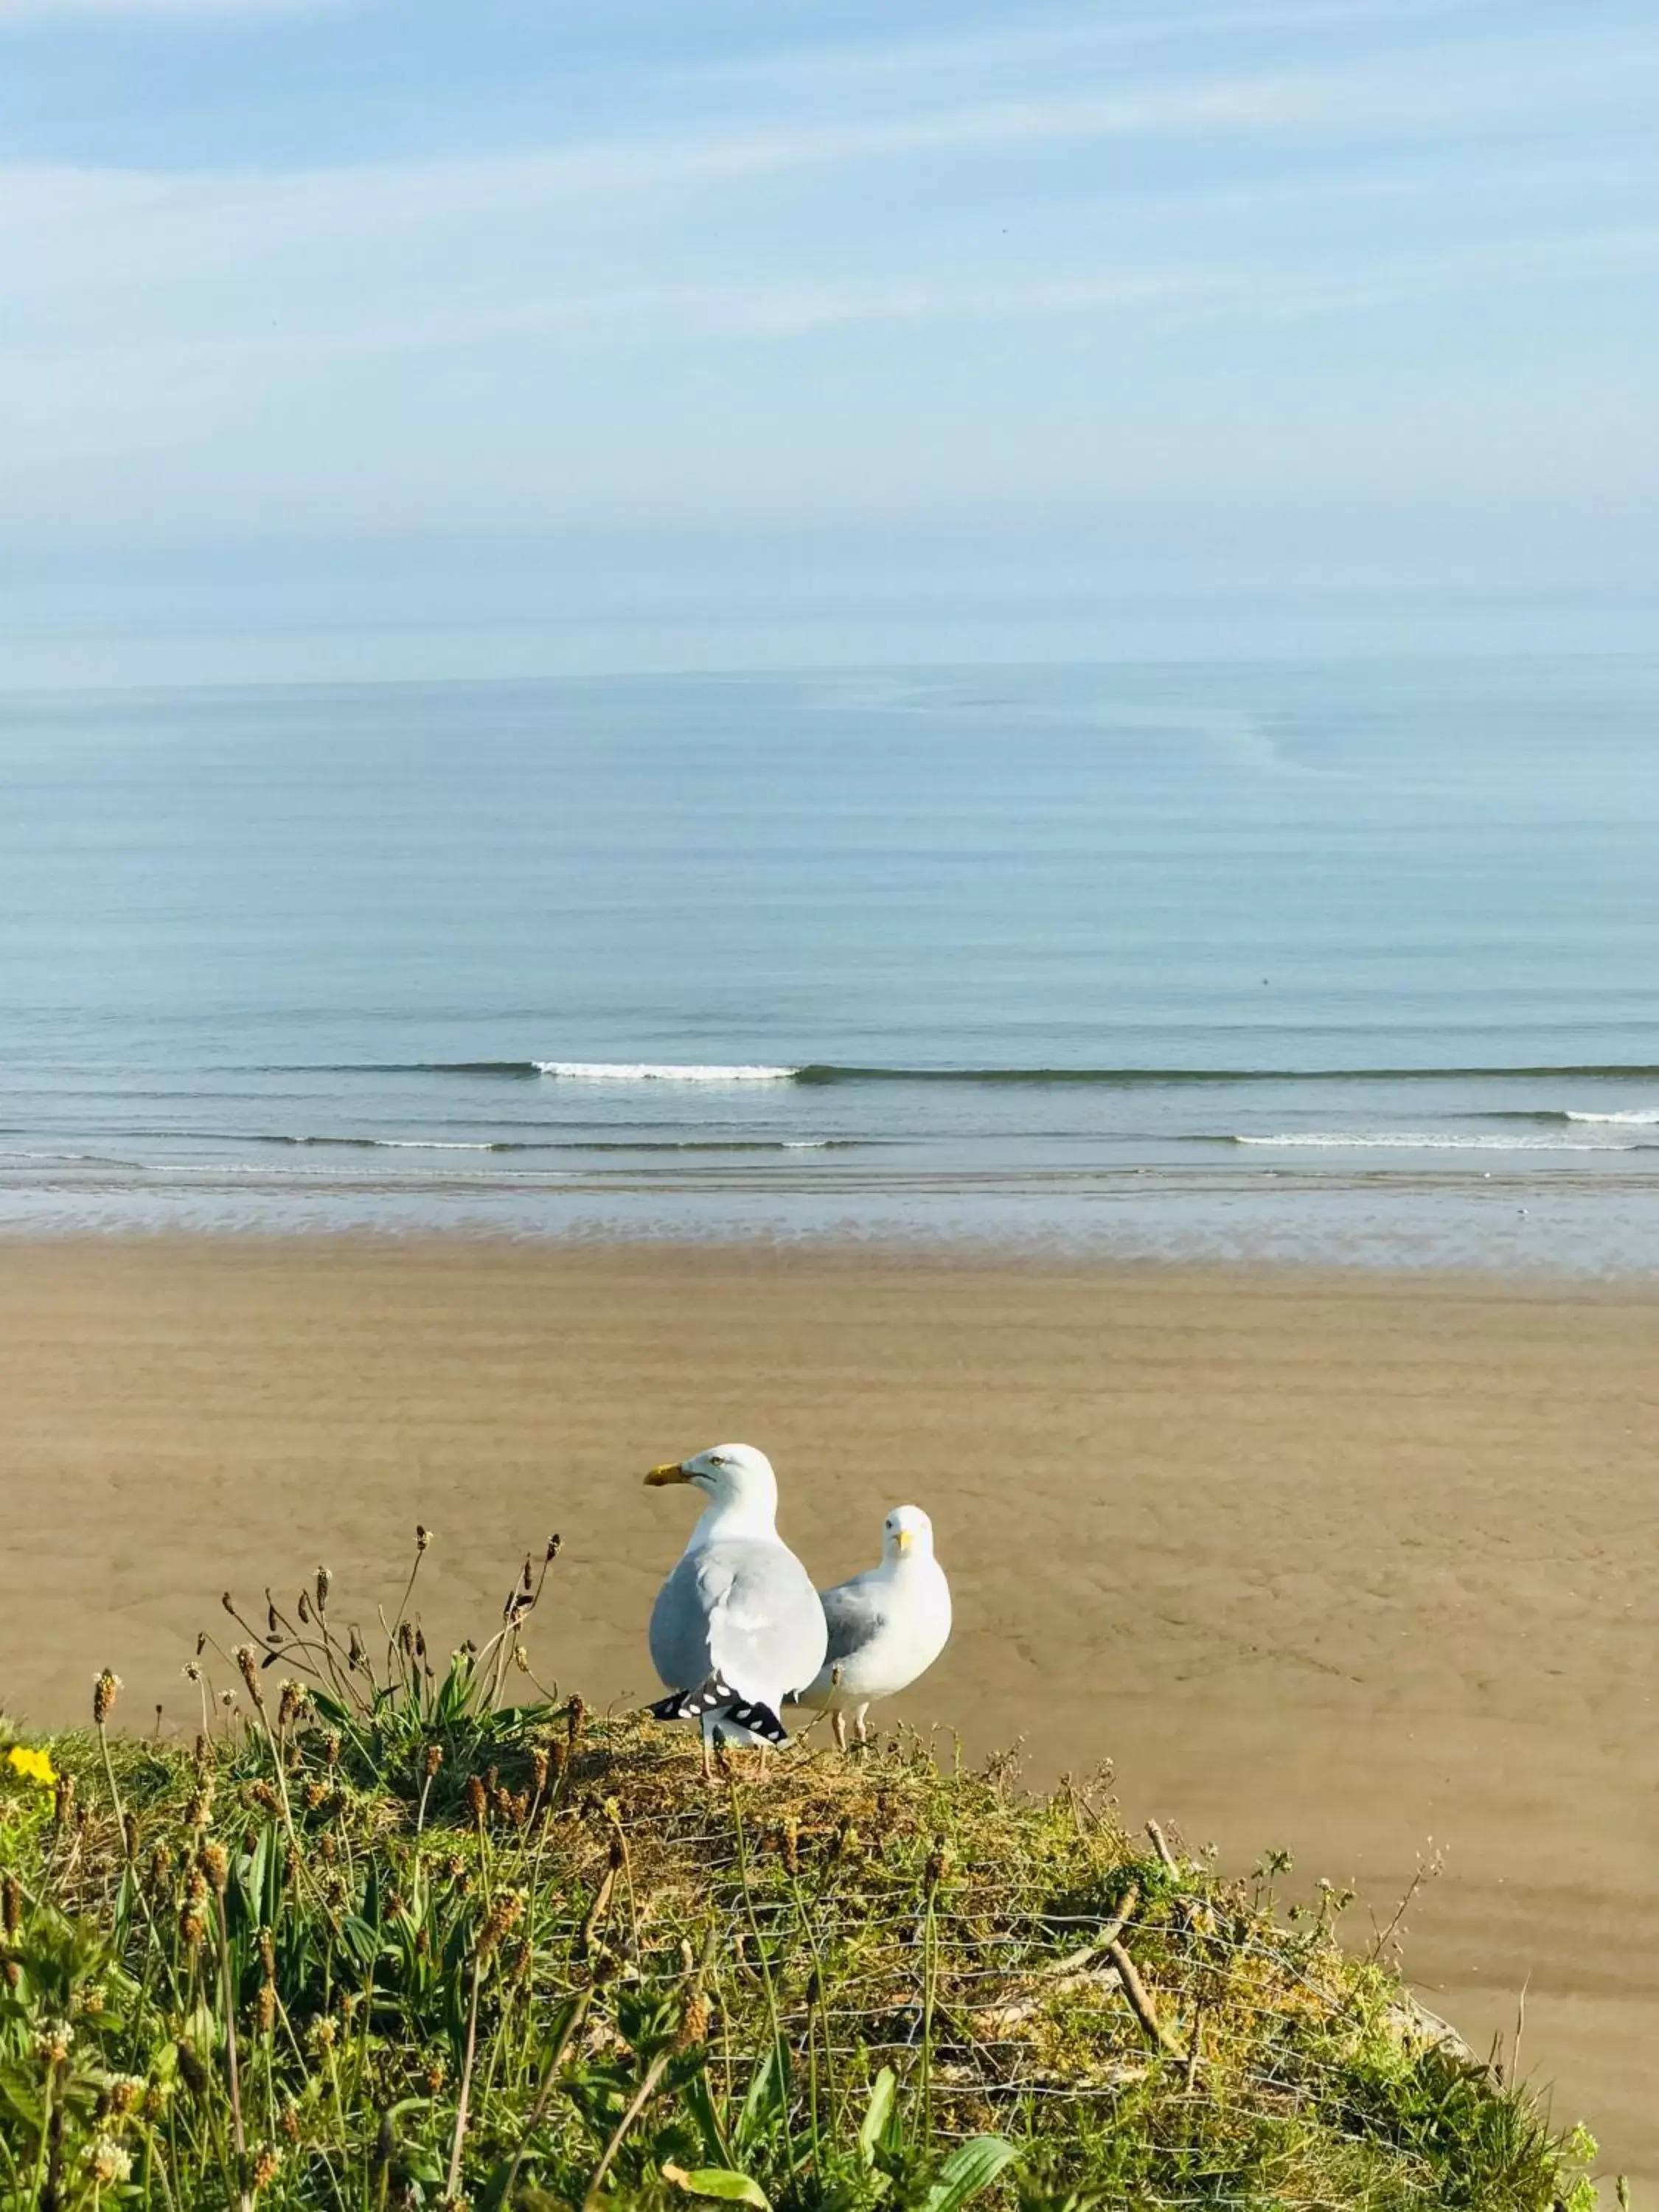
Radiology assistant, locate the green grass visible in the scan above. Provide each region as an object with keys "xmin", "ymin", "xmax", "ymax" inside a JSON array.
[{"xmin": 0, "ymin": 1540, "xmax": 1603, "ymax": 2211}]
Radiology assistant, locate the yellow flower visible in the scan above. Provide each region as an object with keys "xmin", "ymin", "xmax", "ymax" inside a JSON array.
[{"xmin": 5, "ymin": 1746, "xmax": 58, "ymax": 1789}]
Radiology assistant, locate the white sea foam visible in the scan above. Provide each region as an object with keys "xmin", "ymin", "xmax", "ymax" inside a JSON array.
[
  {"xmin": 0, "ymin": 1149, "xmax": 114, "ymax": 1164},
  {"xmin": 157, "ymin": 1163, "xmax": 357, "ymax": 1178},
  {"xmin": 1234, "ymin": 1132, "xmax": 1639, "ymax": 1152},
  {"xmin": 1562, "ymin": 1109, "xmax": 1659, "ymax": 1125},
  {"xmin": 282, "ymin": 1135, "xmax": 504, "ymax": 1150},
  {"xmin": 533, "ymin": 1060, "xmax": 798, "ymax": 1082},
  {"xmin": 363, "ymin": 1138, "xmax": 500, "ymax": 1150}
]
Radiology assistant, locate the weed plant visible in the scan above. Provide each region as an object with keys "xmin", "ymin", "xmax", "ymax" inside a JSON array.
[{"xmin": 0, "ymin": 1535, "xmax": 1599, "ymax": 2211}]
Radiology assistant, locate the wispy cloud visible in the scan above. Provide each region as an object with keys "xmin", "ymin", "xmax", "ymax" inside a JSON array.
[
  {"xmin": 684, "ymin": 0, "xmax": 1507, "ymax": 94},
  {"xmin": 4, "ymin": 154, "xmax": 1654, "ymax": 386},
  {"xmin": 0, "ymin": 0, "xmax": 1655, "ymax": 556},
  {"xmin": 0, "ymin": 0, "xmax": 335, "ymax": 19},
  {"xmin": 2, "ymin": 27, "xmax": 1656, "ymax": 386},
  {"xmin": 0, "ymin": 74, "xmax": 1316, "ymax": 246},
  {"xmin": 2, "ymin": 9, "xmax": 1652, "ymax": 215}
]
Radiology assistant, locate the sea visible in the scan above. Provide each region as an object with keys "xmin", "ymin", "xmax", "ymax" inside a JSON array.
[{"xmin": 4, "ymin": 658, "xmax": 1659, "ymax": 1269}]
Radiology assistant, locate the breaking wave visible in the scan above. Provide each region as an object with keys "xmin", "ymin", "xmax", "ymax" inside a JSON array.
[
  {"xmin": 1231, "ymin": 1132, "xmax": 1652, "ymax": 1152},
  {"xmin": 299, "ymin": 1060, "xmax": 1659, "ymax": 1088},
  {"xmin": 532, "ymin": 1062, "xmax": 798, "ymax": 1083}
]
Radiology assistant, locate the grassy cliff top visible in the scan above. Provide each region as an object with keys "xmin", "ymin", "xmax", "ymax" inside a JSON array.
[{"xmin": 0, "ymin": 1551, "xmax": 1597, "ymax": 2212}]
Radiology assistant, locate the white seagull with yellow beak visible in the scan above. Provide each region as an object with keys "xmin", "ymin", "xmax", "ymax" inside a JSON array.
[
  {"xmin": 645, "ymin": 1443, "xmax": 828, "ymax": 1773},
  {"xmin": 798, "ymin": 1504, "xmax": 952, "ymax": 1750}
]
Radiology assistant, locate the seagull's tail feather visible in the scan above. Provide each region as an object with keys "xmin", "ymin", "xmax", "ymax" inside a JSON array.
[
  {"xmin": 725, "ymin": 1699, "xmax": 788, "ymax": 1745},
  {"xmin": 649, "ymin": 1674, "xmax": 737, "ymax": 1722},
  {"xmin": 648, "ymin": 1676, "xmax": 790, "ymax": 1744}
]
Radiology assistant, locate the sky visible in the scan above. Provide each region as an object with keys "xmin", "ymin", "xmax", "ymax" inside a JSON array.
[{"xmin": 2, "ymin": 0, "xmax": 1658, "ymax": 684}]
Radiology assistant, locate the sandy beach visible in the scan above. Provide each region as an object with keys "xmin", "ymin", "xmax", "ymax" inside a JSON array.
[{"xmin": 2, "ymin": 1236, "xmax": 1656, "ymax": 2181}]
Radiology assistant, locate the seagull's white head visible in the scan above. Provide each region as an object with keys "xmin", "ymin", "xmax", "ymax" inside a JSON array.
[
  {"xmin": 645, "ymin": 1442, "xmax": 779, "ymax": 1521},
  {"xmin": 883, "ymin": 1503, "xmax": 935, "ymax": 1562}
]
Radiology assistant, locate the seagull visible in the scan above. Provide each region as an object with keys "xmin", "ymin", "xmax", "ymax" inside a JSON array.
[
  {"xmin": 644, "ymin": 1444, "xmax": 828, "ymax": 1775},
  {"xmin": 797, "ymin": 1504, "xmax": 952, "ymax": 1750}
]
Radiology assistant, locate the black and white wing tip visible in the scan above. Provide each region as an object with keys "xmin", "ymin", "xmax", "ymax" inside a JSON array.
[{"xmin": 648, "ymin": 1674, "xmax": 789, "ymax": 1744}]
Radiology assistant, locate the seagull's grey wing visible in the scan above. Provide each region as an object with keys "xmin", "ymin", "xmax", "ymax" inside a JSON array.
[
  {"xmin": 652, "ymin": 1540, "xmax": 827, "ymax": 1704},
  {"xmin": 702, "ymin": 1540, "xmax": 827, "ymax": 1701},
  {"xmin": 820, "ymin": 1576, "xmax": 893, "ymax": 1667},
  {"xmin": 649, "ymin": 1551, "xmax": 719, "ymax": 1692}
]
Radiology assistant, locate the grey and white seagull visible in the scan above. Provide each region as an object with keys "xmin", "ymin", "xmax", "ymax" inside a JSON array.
[
  {"xmin": 797, "ymin": 1503, "xmax": 953, "ymax": 1750},
  {"xmin": 644, "ymin": 1443, "xmax": 828, "ymax": 1775}
]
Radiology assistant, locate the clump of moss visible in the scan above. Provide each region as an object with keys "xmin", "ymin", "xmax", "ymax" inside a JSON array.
[{"xmin": 0, "ymin": 1539, "xmax": 1599, "ymax": 2211}]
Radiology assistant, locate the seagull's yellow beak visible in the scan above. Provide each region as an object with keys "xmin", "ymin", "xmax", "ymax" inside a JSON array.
[
  {"xmin": 645, "ymin": 1460, "xmax": 691, "ymax": 1487},
  {"xmin": 894, "ymin": 1527, "xmax": 915, "ymax": 1554}
]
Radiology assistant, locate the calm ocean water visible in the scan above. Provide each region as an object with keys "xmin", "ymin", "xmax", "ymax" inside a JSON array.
[{"xmin": 4, "ymin": 660, "xmax": 1659, "ymax": 1267}]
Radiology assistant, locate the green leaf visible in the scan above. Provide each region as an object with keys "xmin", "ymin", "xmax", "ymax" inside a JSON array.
[
  {"xmin": 858, "ymin": 2067, "xmax": 898, "ymax": 2170},
  {"xmin": 922, "ymin": 2136, "xmax": 1020, "ymax": 2212},
  {"xmin": 434, "ymin": 1652, "xmax": 478, "ymax": 1724},
  {"xmin": 0, "ymin": 2073, "xmax": 44, "ymax": 2132},
  {"xmin": 663, "ymin": 2161, "xmax": 771, "ymax": 2209},
  {"xmin": 491, "ymin": 1700, "xmax": 557, "ymax": 1727},
  {"xmin": 733, "ymin": 2038, "xmax": 788, "ymax": 2154},
  {"xmin": 681, "ymin": 2064, "xmax": 733, "ymax": 2168}
]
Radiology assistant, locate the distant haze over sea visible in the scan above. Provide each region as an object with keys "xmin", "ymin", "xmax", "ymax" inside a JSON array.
[{"xmin": 4, "ymin": 657, "xmax": 1658, "ymax": 1267}]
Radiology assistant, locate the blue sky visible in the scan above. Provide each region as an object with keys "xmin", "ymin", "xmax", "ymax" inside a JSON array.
[{"xmin": 2, "ymin": 0, "xmax": 1657, "ymax": 682}]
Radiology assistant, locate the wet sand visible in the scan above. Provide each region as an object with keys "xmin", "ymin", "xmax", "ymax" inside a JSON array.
[{"xmin": 2, "ymin": 1237, "xmax": 1656, "ymax": 2183}]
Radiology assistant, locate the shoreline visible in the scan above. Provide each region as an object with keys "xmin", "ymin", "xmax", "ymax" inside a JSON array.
[
  {"xmin": 7, "ymin": 1215, "xmax": 1659, "ymax": 1284},
  {"xmin": 3, "ymin": 1233, "xmax": 1656, "ymax": 2180}
]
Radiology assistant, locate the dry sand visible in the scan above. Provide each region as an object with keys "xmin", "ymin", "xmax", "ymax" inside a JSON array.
[{"xmin": 2, "ymin": 1236, "xmax": 1656, "ymax": 2182}]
